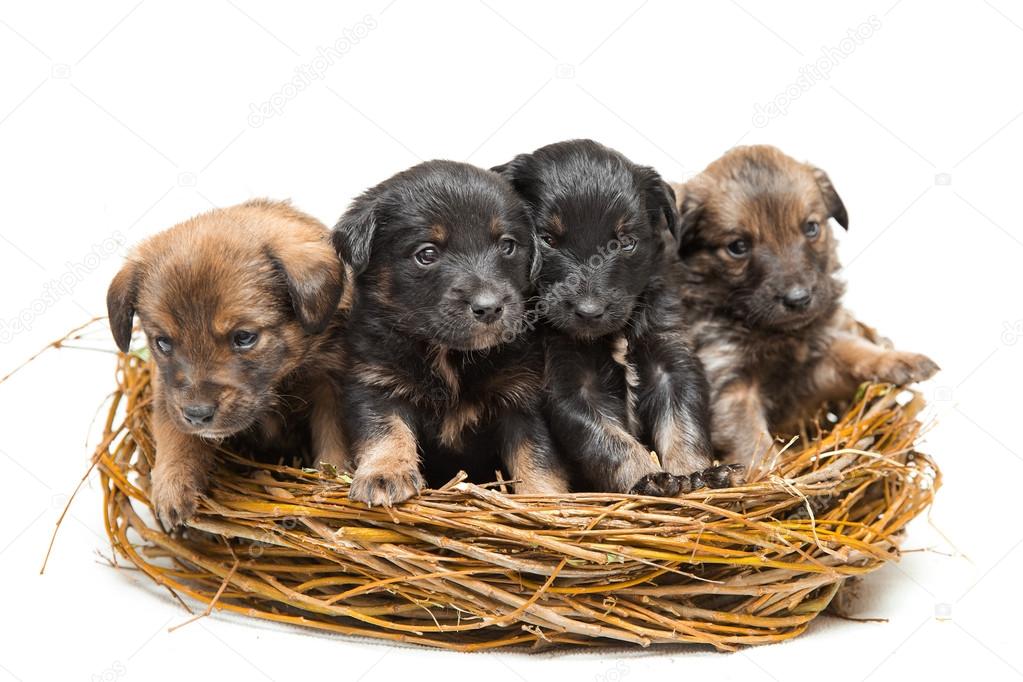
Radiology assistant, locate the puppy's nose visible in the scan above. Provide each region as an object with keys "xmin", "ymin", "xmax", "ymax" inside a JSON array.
[
  {"xmin": 182, "ymin": 403, "xmax": 216, "ymax": 426},
  {"xmin": 574, "ymin": 298, "xmax": 607, "ymax": 321},
  {"xmin": 469, "ymin": 292, "xmax": 504, "ymax": 324},
  {"xmin": 782, "ymin": 287, "xmax": 812, "ymax": 310}
]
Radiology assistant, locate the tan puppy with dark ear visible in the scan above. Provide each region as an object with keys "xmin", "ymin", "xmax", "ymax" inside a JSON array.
[
  {"xmin": 673, "ymin": 146, "xmax": 939, "ymax": 477},
  {"xmin": 107, "ymin": 199, "xmax": 350, "ymax": 526}
]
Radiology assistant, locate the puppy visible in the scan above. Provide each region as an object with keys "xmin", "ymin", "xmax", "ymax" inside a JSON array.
[
  {"xmin": 674, "ymin": 145, "xmax": 940, "ymax": 475},
  {"xmin": 494, "ymin": 140, "xmax": 740, "ymax": 496},
  {"xmin": 332, "ymin": 160, "xmax": 570, "ymax": 506},
  {"xmin": 107, "ymin": 199, "xmax": 350, "ymax": 526}
]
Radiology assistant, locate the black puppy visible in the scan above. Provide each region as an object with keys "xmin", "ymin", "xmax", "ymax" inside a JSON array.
[
  {"xmin": 494, "ymin": 140, "xmax": 741, "ymax": 495},
  {"xmin": 332, "ymin": 160, "xmax": 570, "ymax": 506}
]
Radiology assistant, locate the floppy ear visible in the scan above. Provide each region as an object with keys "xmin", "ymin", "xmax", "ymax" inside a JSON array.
[
  {"xmin": 489, "ymin": 159, "xmax": 514, "ymax": 177},
  {"xmin": 331, "ymin": 191, "xmax": 379, "ymax": 277},
  {"xmin": 813, "ymin": 167, "xmax": 849, "ymax": 230},
  {"xmin": 490, "ymin": 154, "xmax": 527, "ymax": 181},
  {"xmin": 106, "ymin": 260, "xmax": 139, "ymax": 353},
  {"xmin": 675, "ymin": 188, "xmax": 705, "ymax": 256},
  {"xmin": 636, "ymin": 166, "xmax": 680, "ymax": 242},
  {"xmin": 269, "ymin": 237, "xmax": 344, "ymax": 334},
  {"xmin": 491, "ymin": 154, "xmax": 538, "ymax": 206},
  {"xmin": 493, "ymin": 157, "xmax": 544, "ymax": 280}
]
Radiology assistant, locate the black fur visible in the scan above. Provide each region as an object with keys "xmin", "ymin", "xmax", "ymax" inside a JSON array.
[
  {"xmin": 333, "ymin": 160, "xmax": 569, "ymax": 505},
  {"xmin": 494, "ymin": 140, "xmax": 736, "ymax": 495}
]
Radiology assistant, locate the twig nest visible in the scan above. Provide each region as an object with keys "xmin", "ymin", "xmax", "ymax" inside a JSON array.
[{"xmin": 96, "ymin": 353, "xmax": 938, "ymax": 651}]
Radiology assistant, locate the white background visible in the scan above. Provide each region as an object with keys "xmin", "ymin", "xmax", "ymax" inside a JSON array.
[{"xmin": 1, "ymin": 1, "xmax": 1020, "ymax": 680}]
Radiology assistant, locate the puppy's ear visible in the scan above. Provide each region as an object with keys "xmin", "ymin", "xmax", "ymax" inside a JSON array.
[
  {"xmin": 331, "ymin": 192, "xmax": 379, "ymax": 276},
  {"xmin": 813, "ymin": 167, "xmax": 849, "ymax": 230},
  {"xmin": 270, "ymin": 237, "xmax": 344, "ymax": 334},
  {"xmin": 494, "ymin": 158, "xmax": 544, "ymax": 280},
  {"xmin": 490, "ymin": 154, "xmax": 527, "ymax": 181},
  {"xmin": 491, "ymin": 154, "xmax": 538, "ymax": 205},
  {"xmin": 636, "ymin": 166, "xmax": 680, "ymax": 242},
  {"xmin": 107, "ymin": 260, "xmax": 139, "ymax": 353},
  {"xmin": 676, "ymin": 187, "xmax": 705, "ymax": 256}
]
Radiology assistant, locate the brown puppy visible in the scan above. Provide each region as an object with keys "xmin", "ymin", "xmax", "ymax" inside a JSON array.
[
  {"xmin": 674, "ymin": 145, "xmax": 939, "ymax": 477},
  {"xmin": 107, "ymin": 199, "xmax": 350, "ymax": 526}
]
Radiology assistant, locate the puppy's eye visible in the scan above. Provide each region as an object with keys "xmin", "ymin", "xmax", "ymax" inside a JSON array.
[
  {"xmin": 620, "ymin": 236, "xmax": 638, "ymax": 253},
  {"xmin": 726, "ymin": 239, "xmax": 751, "ymax": 258},
  {"xmin": 539, "ymin": 233, "xmax": 558, "ymax": 248},
  {"xmin": 414, "ymin": 245, "xmax": 440, "ymax": 266},
  {"xmin": 154, "ymin": 336, "xmax": 172, "ymax": 354},
  {"xmin": 232, "ymin": 330, "xmax": 259, "ymax": 350},
  {"xmin": 803, "ymin": 221, "xmax": 821, "ymax": 239},
  {"xmin": 500, "ymin": 237, "xmax": 517, "ymax": 256}
]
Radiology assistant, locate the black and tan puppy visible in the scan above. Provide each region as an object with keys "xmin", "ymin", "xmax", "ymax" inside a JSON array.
[
  {"xmin": 332, "ymin": 160, "xmax": 570, "ymax": 506},
  {"xmin": 674, "ymin": 145, "xmax": 940, "ymax": 476},
  {"xmin": 107, "ymin": 199, "xmax": 350, "ymax": 526},
  {"xmin": 494, "ymin": 140, "xmax": 740, "ymax": 496}
]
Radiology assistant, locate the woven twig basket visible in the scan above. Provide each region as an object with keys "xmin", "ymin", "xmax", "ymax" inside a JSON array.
[{"xmin": 94, "ymin": 352, "xmax": 939, "ymax": 651}]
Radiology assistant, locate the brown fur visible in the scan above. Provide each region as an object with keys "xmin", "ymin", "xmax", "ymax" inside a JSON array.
[
  {"xmin": 429, "ymin": 224, "xmax": 448, "ymax": 244},
  {"xmin": 106, "ymin": 199, "xmax": 350, "ymax": 526},
  {"xmin": 347, "ymin": 414, "xmax": 423, "ymax": 506},
  {"xmin": 438, "ymin": 401, "xmax": 483, "ymax": 449},
  {"xmin": 674, "ymin": 146, "xmax": 939, "ymax": 476},
  {"xmin": 504, "ymin": 436, "xmax": 570, "ymax": 495}
]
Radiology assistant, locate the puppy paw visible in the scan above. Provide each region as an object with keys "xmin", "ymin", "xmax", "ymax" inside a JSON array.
[
  {"xmin": 631, "ymin": 464, "xmax": 746, "ymax": 497},
  {"xmin": 691, "ymin": 463, "xmax": 746, "ymax": 489},
  {"xmin": 630, "ymin": 472, "xmax": 686, "ymax": 497},
  {"xmin": 860, "ymin": 351, "xmax": 940, "ymax": 386},
  {"xmin": 150, "ymin": 467, "xmax": 205, "ymax": 528},
  {"xmin": 349, "ymin": 466, "xmax": 425, "ymax": 507}
]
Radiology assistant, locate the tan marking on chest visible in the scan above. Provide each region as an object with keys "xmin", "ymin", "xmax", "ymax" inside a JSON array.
[
  {"xmin": 486, "ymin": 368, "xmax": 540, "ymax": 410},
  {"xmin": 438, "ymin": 401, "xmax": 485, "ymax": 449},
  {"xmin": 353, "ymin": 363, "xmax": 421, "ymax": 402},
  {"xmin": 792, "ymin": 341, "xmax": 811, "ymax": 364},
  {"xmin": 611, "ymin": 334, "xmax": 639, "ymax": 433},
  {"xmin": 429, "ymin": 345, "xmax": 460, "ymax": 400}
]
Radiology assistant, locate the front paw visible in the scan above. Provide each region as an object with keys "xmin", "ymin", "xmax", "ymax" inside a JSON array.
[
  {"xmin": 860, "ymin": 351, "xmax": 940, "ymax": 386},
  {"xmin": 631, "ymin": 464, "xmax": 746, "ymax": 497},
  {"xmin": 630, "ymin": 472, "xmax": 688, "ymax": 497},
  {"xmin": 349, "ymin": 466, "xmax": 425, "ymax": 507},
  {"xmin": 150, "ymin": 467, "xmax": 205, "ymax": 528},
  {"xmin": 690, "ymin": 463, "xmax": 745, "ymax": 489}
]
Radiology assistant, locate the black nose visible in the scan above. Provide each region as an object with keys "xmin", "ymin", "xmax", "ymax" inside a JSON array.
[
  {"xmin": 469, "ymin": 292, "xmax": 504, "ymax": 324},
  {"xmin": 574, "ymin": 298, "xmax": 607, "ymax": 321},
  {"xmin": 782, "ymin": 287, "xmax": 812, "ymax": 310},
  {"xmin": 182, "ymin": 403, "xmax": 216, "ymax": 426}
]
